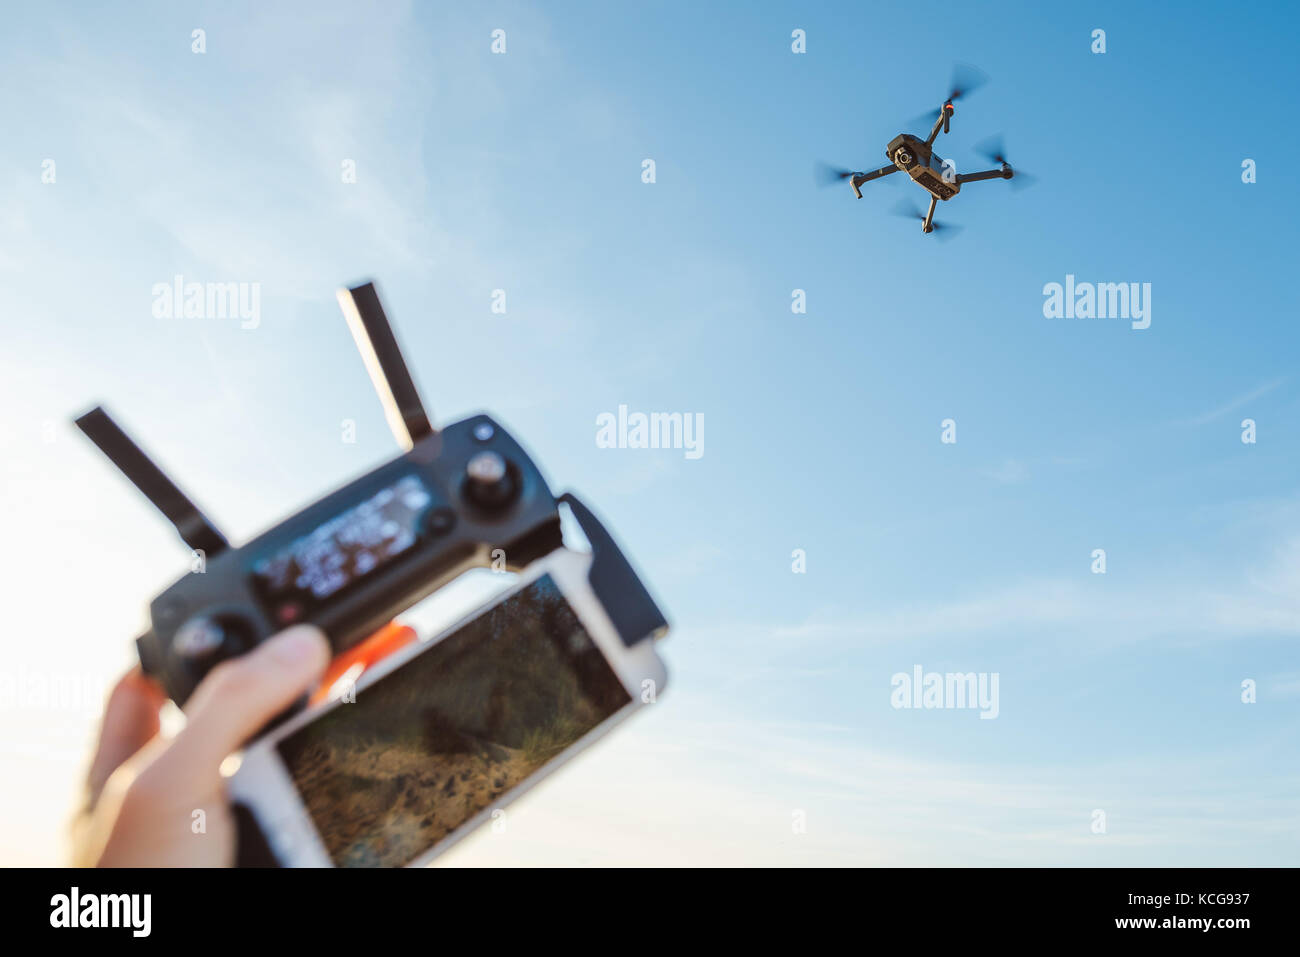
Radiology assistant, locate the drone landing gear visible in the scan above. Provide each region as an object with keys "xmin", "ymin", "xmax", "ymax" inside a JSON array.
[{"xmin": 891, "ymin": 196, "xmax": 957, "ymax": 238}]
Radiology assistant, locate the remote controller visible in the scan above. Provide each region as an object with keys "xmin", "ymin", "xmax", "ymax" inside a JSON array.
[{"xmin": 75, "ymin": 282, "xmax": 666, "ymax": 707}]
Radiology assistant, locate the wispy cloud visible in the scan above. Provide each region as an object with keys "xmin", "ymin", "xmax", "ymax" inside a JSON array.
[
  {"xmin": 440, "ymin": 710, "xmax": 1300, "ymax": 866},
  {"xmin": 1268, "ymin": 673, "xmax": 1300, "ymax": 698},
  {"xmin": 766, "ymin": 534, "xmax": 1300, "ymax": 649},
  {"xmin": 978, "ymin": 458, "xmax": 1029, "ymax": 484},
  {"xmin": 1181, "ymin": 377, "xmax": 1285, "ymax": 427}
]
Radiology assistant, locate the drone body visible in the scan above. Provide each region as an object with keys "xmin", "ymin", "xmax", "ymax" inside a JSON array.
[{"xmin": 822, "ymin": 65, "xmax": 1032, "ymax": 237}]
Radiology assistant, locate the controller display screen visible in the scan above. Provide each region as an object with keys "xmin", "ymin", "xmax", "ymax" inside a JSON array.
[
  {"xmin": 275, "ymin": 574, "xmax": 631, "ymax": 867},
  {"xmin": 252, "ymin": 474, "xmax": 433, "ymax": 611}
]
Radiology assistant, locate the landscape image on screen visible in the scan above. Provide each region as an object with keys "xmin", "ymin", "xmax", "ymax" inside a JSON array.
[{"xmin": 277, "ymin": 574, "xmax": 631, "ymax": 867}]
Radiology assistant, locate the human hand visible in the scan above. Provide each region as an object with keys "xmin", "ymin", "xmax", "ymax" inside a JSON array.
[{"xmin": 72, "ymin": 625, "xmax": 330, "ymax": 867}]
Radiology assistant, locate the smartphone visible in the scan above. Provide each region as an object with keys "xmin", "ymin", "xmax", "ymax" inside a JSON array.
[{"xmin": 227, "ymin": 548, "xmax": 668, "ymax": 867}]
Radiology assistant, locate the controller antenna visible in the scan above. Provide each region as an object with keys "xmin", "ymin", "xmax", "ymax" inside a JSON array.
[
  {"xmin": 74, "ymin": 406, "xmax": 229, "ymax": 557},
  {"xmin": 336, "ymin": 281, "xmax": 435, "ymax": 451}
]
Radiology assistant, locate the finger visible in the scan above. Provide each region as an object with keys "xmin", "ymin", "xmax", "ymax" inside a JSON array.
[
  {"xmin": 84, "ymin": 669, "xmax": 167, "ymax": 809},
  {"xmin": 161, "ymin": 625, "xmax": 330, "ymax": 782}
]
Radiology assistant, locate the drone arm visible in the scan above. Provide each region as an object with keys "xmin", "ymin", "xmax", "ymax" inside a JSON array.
[
  {"xmin": 849, "ymin": 163, "xmax": 900, "ymax": 197},
  {"xmin": 924, "ymin": 107, "xmax": 950, "ymax": 148},
  {"xmin": 957, "ymin": 167, "xmax": 1011, "ymax": 185}
]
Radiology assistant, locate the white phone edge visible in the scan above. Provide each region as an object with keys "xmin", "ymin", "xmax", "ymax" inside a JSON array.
[{"xmin": 225, "ymin": 546, "xmax": 668, "ymax": 868}]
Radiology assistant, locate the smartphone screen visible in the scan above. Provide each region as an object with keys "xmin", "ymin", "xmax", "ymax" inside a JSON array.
[{"xmin": 275, "ymin": 573, "xmax": 632, "ymax": 867}]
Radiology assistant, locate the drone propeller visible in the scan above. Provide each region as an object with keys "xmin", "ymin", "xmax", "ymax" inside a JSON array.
[
  {"xmin": 816, "ymin": 161, "xmax": 900, "ymax": 191},
  {"xmin": 890, "ymin": 198, "xmax": 962, "ymax": 240},
  {"xmin": 815, "ymin": 161, "xmax": 857, "ymax": 187},
  {"xmin": 973, "ymin": 134, "xmax": 1037, "ymax": 190},
  {"xmin": 946, "ymin": 62, "xmax": 989, "ymax": 104},
  {"xmin": 913, "ymin": 62, "xmax": 990, "ymax": 127}
]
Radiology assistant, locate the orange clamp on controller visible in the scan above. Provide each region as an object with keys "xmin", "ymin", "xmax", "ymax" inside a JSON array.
[{"xmin": 309, "ymin": 620, "xmax": 418, "ymax": 707}]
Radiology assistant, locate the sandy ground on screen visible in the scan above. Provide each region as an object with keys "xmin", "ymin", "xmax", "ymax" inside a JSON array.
[{"xmin": 291, "ymin": 736, "xmax": 545, "ymax": 866}]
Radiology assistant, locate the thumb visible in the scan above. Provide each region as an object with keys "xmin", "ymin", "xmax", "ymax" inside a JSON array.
[{"xmin": 164, "ymin": 625, "xmax": 331, "ymax": 782}]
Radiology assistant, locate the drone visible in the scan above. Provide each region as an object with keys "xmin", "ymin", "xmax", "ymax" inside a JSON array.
[{"xmin": 819, "ymin": 65, "xmax": 1034, "ymax": 237}]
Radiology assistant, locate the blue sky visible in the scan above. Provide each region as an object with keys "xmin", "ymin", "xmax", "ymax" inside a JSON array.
[{"xmin": 2, "ymin": 0, "xmax": 1298, "ymax": 865}]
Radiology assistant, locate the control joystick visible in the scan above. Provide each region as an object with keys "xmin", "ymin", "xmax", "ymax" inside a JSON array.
[{"xmin": 463, "ymin": 450, "xmax": 519, "ymax": 509}]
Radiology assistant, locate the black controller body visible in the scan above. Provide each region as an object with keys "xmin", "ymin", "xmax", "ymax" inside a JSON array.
[{"xmin": 139, "ymin": 413, "xmax": 562, "ymax": 706}]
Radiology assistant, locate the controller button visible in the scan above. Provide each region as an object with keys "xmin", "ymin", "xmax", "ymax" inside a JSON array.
[
  {"xmin": 174, "ymin": 616, "xmax": 240, "ymax": 661},
  {"xmin": 426, "ymin": 506, "xmax": 457, "ymax": 536},
  {"xmin": 275, "ymin": 601, "xmax": 304, "ymax": 626},
  {"xmin": 464, "ymin": 451, "xmax": 518, "ymax": 509},
  {"xmin": 467, "ymin": 450, "xmax": 507, "ymax": 484}
]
